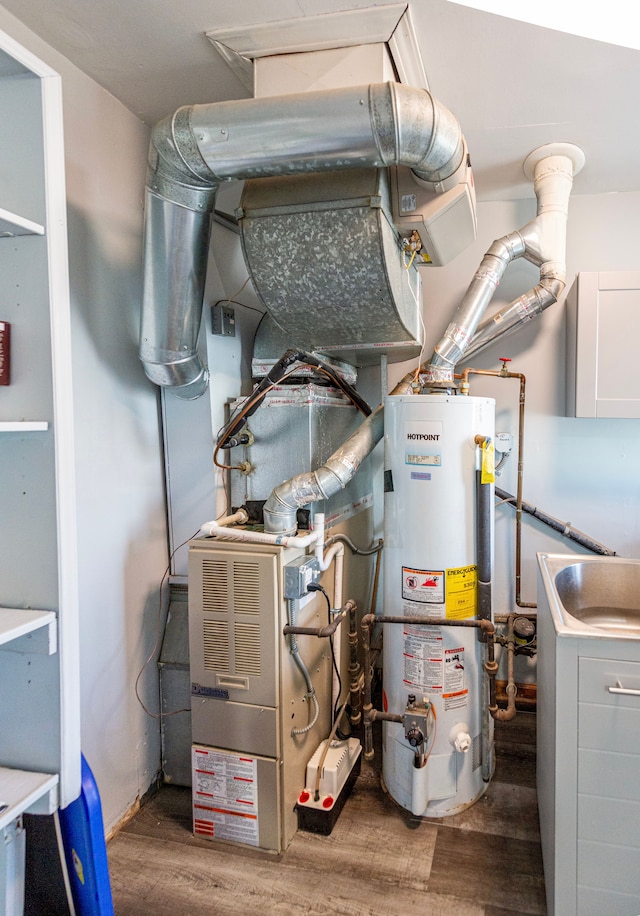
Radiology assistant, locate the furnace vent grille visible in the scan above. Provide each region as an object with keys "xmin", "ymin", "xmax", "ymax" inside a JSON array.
[
  {"xmin": 202, "ymin": 559, "xmax": 228, "ymax": 613},
  {"xmin": 233, "ymin": 561, "xmax": 261, "ymax": 614},
  {"xmin": 202, "ymin": 619, "xmax": 230, "ymax": 671},
  {"xmin": 234, "ymin": 622, "xmax": 262, "ymax": 676}
]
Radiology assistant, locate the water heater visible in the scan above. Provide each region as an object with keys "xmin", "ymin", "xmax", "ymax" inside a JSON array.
[{"xmin": 382, "ymin": 394, "xmax": 495, "ymax": 816}]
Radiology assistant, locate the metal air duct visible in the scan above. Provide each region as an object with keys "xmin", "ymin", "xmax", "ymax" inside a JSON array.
[{"xmin": 139, "ymin": 82, "xmax": 469, "ymax": 397}]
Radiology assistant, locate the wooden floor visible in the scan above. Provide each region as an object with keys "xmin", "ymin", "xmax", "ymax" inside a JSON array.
[{"xmin": 107, "ymin": 712, "xmax": 546, "ymax": 915}]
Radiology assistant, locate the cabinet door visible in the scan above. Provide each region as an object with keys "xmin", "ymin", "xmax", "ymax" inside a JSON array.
[
  {"xmin": 577, "ymin": 656, "xmax": 640, "ymax": 910},
  {"xmin": 566, "ymin": 271, "xmax": 640, "ymax": 418}
]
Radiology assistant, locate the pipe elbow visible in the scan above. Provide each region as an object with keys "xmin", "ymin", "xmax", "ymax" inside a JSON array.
[
  {"xmin": 147, "ymin": 108, "xmax": 217, "ymax": 211},
  {"xmin": 263, "ymin": 480, "xmax": 306, "ymax": 536},
  {"xmin": 486, "ymin": 231, "xmax": 526, "ymax": 265},
  {"xmin": 370, "ymin": 83, "xmax": 465, "ymax": 183}
]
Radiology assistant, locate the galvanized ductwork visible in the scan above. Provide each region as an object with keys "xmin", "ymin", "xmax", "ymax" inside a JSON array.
[{"xmin": 139, "ymin": 82, "xmax": 468, "ymax": 397}]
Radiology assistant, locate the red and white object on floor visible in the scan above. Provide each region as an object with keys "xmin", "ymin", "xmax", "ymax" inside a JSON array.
[{"xmin": 295, "ymin": 737, "xmax": 362, "ymax": 835}]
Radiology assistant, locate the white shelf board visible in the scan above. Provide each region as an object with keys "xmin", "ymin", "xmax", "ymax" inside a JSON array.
[
  {"xmin": 0, "ymin": 207, "xmax": 44, "ymax": 238},
  {"xmin": 0, "ymin": 421, "xmax": 48, "ymax": 432},
  {"xmin": 0, "ymin": 767, "xmax": 58, "ymax": 831},
  {"xmin": 0, "ymin": 607, "xmax": 56, "ymax": 647}
]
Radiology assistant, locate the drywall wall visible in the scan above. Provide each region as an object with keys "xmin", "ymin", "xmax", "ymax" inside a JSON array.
[{"xmin": 0, "ymin": 5, "xmax": 168, "ymax": 830}]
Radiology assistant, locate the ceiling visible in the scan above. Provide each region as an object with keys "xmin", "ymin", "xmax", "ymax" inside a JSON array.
[{"xmin": 2, "ymin": 0, "xmax": 640, "ymax": 201}]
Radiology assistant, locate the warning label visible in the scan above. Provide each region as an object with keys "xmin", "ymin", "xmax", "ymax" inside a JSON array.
[
  {"xmin": 192, "ymin": 747, "xmax": 259, "ymax": 846},
  {"xmin": 402, "ymin": 567, "xmax": 444, "ymax": 604},
  {"xmin": 443, "ymin": 646, "xmax": 468, "ymax": 710},
  {"xmin": 403, "ymin": 625, "xmax": 443, "ymax": 691}
]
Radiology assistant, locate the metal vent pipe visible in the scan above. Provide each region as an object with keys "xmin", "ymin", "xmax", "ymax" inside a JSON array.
[
  {"xmin": 425, "ymin": 146, "xmax": 582, "ymax": 382},
  {"xmin": 139, "ymin": 82, "xmax": 467, "ymax": 398}
]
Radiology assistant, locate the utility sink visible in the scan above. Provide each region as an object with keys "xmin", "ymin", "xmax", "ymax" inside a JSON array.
[{"xmin": 537, "ymin": 553, "xmax": 640, "ymax": 639}]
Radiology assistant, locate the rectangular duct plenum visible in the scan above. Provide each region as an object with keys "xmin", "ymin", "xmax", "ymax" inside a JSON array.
[{"xmin": 238, "ymin": 168, "xmax": 423, "ymax": 366}]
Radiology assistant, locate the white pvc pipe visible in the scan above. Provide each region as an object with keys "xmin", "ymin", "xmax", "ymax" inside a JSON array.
[
  {"xmin": 198, "ymin": 520, "xmax": 320, "ymax": 548},
  {"xmin": 214, "ymin": 508, "xmax": 249, "ymax": 528}
]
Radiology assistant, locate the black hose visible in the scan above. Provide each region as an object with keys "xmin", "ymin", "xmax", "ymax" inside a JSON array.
[
  {"xmin": 495, "ymin": 486, "xmax": 616, "ymax": 556},
  {"xmin": 217, "ymin": 348, "xmax": 371, "ymax": 448}
]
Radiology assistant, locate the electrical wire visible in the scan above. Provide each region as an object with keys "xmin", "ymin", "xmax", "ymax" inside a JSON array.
[
  {"xmin": 423, "ymin": 704, "xmax": 437, "ymax": 765},
  {"xmin": 308, "ymin": 583, "xmax": 343, "ymax": 726},
  {"xmin": 134, "ymin": 527, "xmax": 200, "ymax": 719},
  {"xmin": 213, "ymin": 349, "xmax": 372, "ymax": 471}
]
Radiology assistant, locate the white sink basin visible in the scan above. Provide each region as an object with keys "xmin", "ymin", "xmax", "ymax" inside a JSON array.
[{"xmin": 537, "ymin": 553, "xmax": 640, "ymax": 639}]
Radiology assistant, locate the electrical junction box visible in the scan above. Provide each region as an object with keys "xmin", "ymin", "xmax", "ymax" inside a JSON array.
[
  {"xmin": 284, "ymin": 556, "xmax": 320, "ymax": 601},
  {"xmin": 210, "ymin": 304, "xmax": 235, "ymax": 337}
]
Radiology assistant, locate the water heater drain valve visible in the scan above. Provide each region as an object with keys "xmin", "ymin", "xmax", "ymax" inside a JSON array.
[{"xmin": 448, "ymin": 722, "xmax": 472, "ymax": 754}]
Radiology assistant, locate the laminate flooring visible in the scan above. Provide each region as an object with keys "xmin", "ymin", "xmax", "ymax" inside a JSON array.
[{"xmin": 107, "ymin": 712, "xmax": 545, "ymax": 915}]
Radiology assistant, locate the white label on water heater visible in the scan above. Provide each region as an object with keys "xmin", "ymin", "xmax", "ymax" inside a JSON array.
[
  {"xmin": 443, "ymin": 646, "xmax": 468, "ymax": 710},
  {"xmin": 403, "ymin": 625, "xmax": 443, "ymax": 691},
  {"xmin": 404, "ymin": 420, "xmax": 443, "ymax": 468}
]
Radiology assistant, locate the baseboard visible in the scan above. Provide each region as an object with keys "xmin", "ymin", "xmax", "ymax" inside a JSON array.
[{"xmin": 105, "ymin": 773, "xmax": 162, "ymax": 843}]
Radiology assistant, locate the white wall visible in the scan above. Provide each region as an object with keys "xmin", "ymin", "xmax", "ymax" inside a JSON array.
[{"xmin": 0, "ymin": 6, "xmax": 168, "ymax": 830}]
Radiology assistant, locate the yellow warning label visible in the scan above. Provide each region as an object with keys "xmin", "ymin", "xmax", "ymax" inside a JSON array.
[
  {"xmin": 445, "ymin": 565, "xmax": 477, "ymax": 620},
  {"xmin": 481, "ymin": 439, "xmax": 495, "ymax": 484}
]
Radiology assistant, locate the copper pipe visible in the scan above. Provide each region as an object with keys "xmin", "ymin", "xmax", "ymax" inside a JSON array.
[
  {"xmin": 461, "ymin": 364, "xmax": 534, "ymax": 608},
  {"xmin": 348, "ymin": 601, "xmax": 362, "ymax": 727},
  {"xmin": 490, "ymin": 615, "xmax": 517, "ymax": 721}
]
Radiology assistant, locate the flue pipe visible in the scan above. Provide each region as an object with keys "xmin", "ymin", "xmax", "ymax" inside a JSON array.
[
  {"xmin": 139, "ymin": 83, "xmax": 467, "ymax": 398},
  {"xmin": 424, "ymin": 143, "xmax": 584, "ymax": 385}
]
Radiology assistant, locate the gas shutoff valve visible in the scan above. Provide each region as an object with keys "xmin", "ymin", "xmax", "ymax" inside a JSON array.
[
  {"xmin": 403, "ymin": 694, "xmax": 431, "ymax": 756},
  {"xmin": 449, "ymin": 722, "xmax": 472, "ymax": 754}
]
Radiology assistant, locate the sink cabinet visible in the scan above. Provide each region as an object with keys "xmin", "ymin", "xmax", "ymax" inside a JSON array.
[{"xmin": 537, "ymin": 558, "xmax": 640, "ymax": 915}]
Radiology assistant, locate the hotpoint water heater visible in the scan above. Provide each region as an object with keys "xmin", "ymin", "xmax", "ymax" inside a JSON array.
[{"xmin": 382, "ymin": 394, "xmax": 495, "ymax": 816}]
